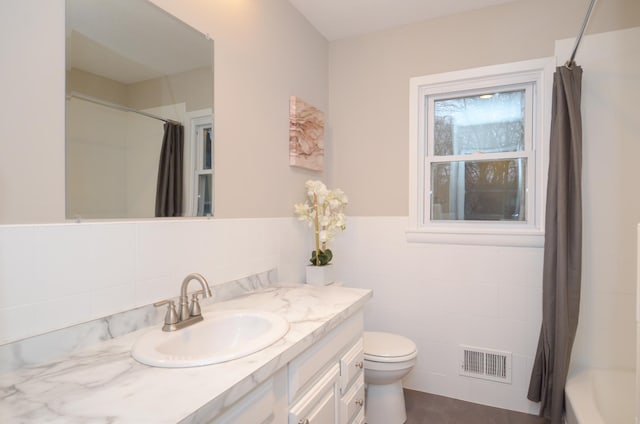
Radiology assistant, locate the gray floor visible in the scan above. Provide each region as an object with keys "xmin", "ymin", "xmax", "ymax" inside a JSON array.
[{"xmin": 404, "ymin": 389, "xmax": 550, "ymax": 424}]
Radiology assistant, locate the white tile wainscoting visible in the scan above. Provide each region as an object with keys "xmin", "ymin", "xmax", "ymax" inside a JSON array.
[
  {"xmin": 0, "ymin": 269, "xmax": 278, "ymax": 373},
  {"xmin": 330, "ymin": 216, "xmax": 545, "ymax": 414},
  {"xmin": 0, "ymin": 218, "xmax": 309, "ymax": 346}
]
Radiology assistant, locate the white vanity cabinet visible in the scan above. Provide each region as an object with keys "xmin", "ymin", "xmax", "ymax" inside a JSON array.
[
  {"xmin": 211, "ymin": 311, "xmax": 365, "ymax": 424},
  {"xmin": 288, "ymin": 363, "xmax": 340, "ymax": 424},
  {"xmin": 288, "ymin": 312, "xmax": 365, "ymax": 424}
]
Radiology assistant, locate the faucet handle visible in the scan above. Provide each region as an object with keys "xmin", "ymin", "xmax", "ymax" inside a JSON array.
[
  {"xmin": 154, "ymin": 299, "xmax": 179, "ymax": 327},
  {"xmin": 189, "ymin": 290, "xmax": 205, "ymax": 317}
]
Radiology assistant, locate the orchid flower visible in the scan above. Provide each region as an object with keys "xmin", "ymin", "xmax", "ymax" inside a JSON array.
[{"xmin": 294, "ymin": 180, "xmax": 348, "ymax": 266}]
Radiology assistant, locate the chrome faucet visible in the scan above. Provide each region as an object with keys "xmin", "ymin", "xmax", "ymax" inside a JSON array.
[{"xmin": 154, "ymin": 273, "xmax": 213, "ymax": 332}]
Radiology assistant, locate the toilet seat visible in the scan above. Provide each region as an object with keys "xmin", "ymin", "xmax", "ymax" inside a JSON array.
[{"xmin": 364, "ymin": 331, "xmax": 417, "ymax": 363}]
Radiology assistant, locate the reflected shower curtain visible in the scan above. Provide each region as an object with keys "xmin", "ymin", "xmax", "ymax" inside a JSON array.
[
  {"xmin": 155, "ymin": 122, "xmax": 184, "ymax": 217},
  {"xmin": 528, "ymin": 65, "xmax": 583, "ymax": 423}
]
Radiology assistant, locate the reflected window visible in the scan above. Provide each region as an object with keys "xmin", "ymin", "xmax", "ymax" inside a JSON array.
[{"xmin": 193, "ymin": 123, "xmax": 213, "ymax": 216}]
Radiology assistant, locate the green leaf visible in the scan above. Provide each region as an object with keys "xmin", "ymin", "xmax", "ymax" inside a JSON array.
[
  {"xmin": 324, "ymin": 249, "xmax": 333, "ymax": 263},
  {"xmin": 309, "ymin": 249, "xmax": 333, "ymax": 266}
]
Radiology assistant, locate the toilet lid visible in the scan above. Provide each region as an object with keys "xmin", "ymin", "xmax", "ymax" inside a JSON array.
[{"xmin": 363, "ymin": 331, "xmax": 417, "ymax": 363}]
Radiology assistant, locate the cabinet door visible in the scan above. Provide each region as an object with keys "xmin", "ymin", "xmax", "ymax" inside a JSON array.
[
  {"xmin": 289, "ymin": 364, "xmax": 339, "ymax": 424},
  {"xmin": 289, "ymin": 314, "xmax": 362, "ymax": 402},
  {"xmin": 340, "ymin": 337, "xmax": 364, "ymax": 394}
]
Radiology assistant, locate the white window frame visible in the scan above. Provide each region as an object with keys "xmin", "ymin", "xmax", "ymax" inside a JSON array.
[
  {"xmin": 184, "ymin": 110, "xmax": 213, "ymax": 217},
  {"xmin": 407, "ymin": 58, "xmax": 554, "ymax": 247}
]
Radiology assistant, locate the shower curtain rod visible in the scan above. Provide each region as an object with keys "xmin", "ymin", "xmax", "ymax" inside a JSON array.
[
  {"xmin": 566, "ymin": 0, "xmax": 598, "ymax": 67},
  {"xmin": 67, "ymin": 92, "xmax": 181, "ymax": 125}
]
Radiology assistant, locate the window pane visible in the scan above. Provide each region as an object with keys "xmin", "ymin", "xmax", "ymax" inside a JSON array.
[
  {"xmin": 433, "ymin": 90, "xmax": 525, "ymax": 156},
  {"xmin": 430, "ymin": 159, "xmax": 526, "ymax": 221},
  {"xmin": 202, "ymin": 128, "xmax": 212, "ymax": 170},
  {"xmin": 197, "ymin": 174, "xmax": 212, "ymax": 216}
]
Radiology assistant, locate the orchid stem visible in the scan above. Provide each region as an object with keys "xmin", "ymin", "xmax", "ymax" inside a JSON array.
[{"xmin": 313, "ymin": 193, "xmax": 320, "ymax": 265}]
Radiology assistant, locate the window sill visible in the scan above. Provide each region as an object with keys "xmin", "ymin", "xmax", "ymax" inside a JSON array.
[{"xmin": 405, "ymin": 227, "xmax": 544, "ymax": 247}]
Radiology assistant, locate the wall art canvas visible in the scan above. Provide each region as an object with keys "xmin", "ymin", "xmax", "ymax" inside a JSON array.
[{"xmin": 289, "ymin": 96, "xmax": 324, "ymax": 171}]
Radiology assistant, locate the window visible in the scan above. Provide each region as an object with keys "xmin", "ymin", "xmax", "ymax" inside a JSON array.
[
  {"xmin": 194, "ymin": 125, "xmax": 213, "ymax": 216},
  {"xmin": 408, "ymin": 58, "xmax": 554, "ymax": 246},
  {"xmin": 186, "ymin": 113, "xmax": 214, "ymax": 217}
]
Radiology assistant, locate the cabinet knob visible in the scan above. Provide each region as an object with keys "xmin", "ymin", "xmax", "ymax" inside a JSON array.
[
  {"xmin": 355, "ymin": 398, "xmax": 364, "ymax": 407},
  {"xmin": 298, "ymin": 419, "xmax": 310, "ymax": 424},
  {"xmin": 355, "ymin": 361, "xmax": 364, "ymax": 369}
]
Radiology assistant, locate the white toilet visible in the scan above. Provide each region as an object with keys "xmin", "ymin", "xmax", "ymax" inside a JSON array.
[{"xmin": 363, "ymin": 331, "xmax": 418, "ymax": 424}]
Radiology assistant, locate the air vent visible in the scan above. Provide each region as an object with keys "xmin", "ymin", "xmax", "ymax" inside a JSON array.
[{"xmin": 458, "ymin": 345, "xmax": 512, "ymax": 384}]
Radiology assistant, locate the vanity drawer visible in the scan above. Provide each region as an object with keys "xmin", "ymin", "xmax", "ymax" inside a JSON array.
[
  {"xmin": 339, "ymin": 378, "xmax": 364, "ymax": 424},
  {"xmin": 288, "ymin": 364, "xmax": 339, "ymax": 424},
  {"xmin": 339, "ymin": 337, "xmax": 364, "ymax": 393},
  {"xmin": 289, "ymin": 313, "xmax": 363, "ymax": 402}
]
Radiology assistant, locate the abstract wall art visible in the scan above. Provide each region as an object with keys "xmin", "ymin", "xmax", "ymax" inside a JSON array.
[{"xmin": 289, "ymin": 96, "xmax": 324, "ymax": 171}]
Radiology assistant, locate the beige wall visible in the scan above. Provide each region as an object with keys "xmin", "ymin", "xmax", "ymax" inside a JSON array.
[
  {"xmin": 1, "ymin": 0, "xmax": 328, "ymax": 223},
  {"xmin": 329, "ymin": 0, "xmax": 640, "ymax": 215},
  {"xmin": 66, "ymin": 98, "xmax": 129, "ymax": 218},
  {"xmin": 1, "ymin": 0, "xmax": 65, "ymax": 224},
  {"xmin": 127, "ymin": 67, "xmax": 213, "ymax": 112},
  {"xmin": 67, "ymin": 67, "xmax": 212, "ymax": 112},
  {"xmin": 67, "ymin": 69, "xmax": 129, "ymax": 106}
]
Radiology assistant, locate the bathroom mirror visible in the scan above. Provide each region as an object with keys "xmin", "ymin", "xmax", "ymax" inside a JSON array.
[{"xmin": 65, "ymin": 0, "xmax": 214, "ymax": 219}]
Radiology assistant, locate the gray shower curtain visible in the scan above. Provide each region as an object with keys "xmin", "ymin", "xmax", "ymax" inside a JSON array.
[
  {"xmin": 527, "ymin": 65, "xmax": 583, "ymax": 423},
  {"xmin": 155, "ymin": 122, "xmax": 184, "ymax": 217}
]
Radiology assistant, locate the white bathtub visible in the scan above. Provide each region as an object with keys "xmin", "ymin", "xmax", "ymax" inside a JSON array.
[{"xmin": 565, "ymin": 369, "xmax": 635, "ymax": 424}]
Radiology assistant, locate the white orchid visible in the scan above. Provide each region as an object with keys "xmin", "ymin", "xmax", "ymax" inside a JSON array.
[
  {"xmin": 294, "ymin": 180, "xmax": 348, "ymax": 266},
  {"xmin": 305, "ymin": 180, "xmax": 328, "ymax": 203}
]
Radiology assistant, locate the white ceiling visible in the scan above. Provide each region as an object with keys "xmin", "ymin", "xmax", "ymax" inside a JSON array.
[{"xmin": 288, "ymin": 0, "xmax": 522, "ymax": 41}]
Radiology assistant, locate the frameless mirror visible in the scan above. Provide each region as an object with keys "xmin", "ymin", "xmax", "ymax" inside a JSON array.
[{"xmin": 65, "ymin": 0, "xmax": 214, "ymax": 219}]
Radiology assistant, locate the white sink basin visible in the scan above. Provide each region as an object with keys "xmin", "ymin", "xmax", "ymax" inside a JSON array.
[{"xmin": 131, "ymin": 309, "xmax": 289, "ymax": 368}]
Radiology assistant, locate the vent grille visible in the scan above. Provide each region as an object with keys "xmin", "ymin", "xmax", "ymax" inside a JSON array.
[{"xmin": 459, "ymin": 345, "xmax": 512, "ymax": 384}]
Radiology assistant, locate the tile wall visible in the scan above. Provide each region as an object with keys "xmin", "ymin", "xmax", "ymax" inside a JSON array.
[
  {"xmin": 0, "ymin": 218, "xmax": 308, "ymax": 345},
  {"xmin": 331, "ymin": 216, "xmax": 544, "ymax": 414}
]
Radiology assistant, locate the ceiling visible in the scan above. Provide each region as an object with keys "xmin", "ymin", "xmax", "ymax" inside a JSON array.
[{"xmin": 288, "ymin": 0, "xmax": 521, "ymax": 41}]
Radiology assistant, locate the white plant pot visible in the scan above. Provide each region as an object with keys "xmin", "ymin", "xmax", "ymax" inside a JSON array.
[{"xmin": 305, "ymin": 264, "xmax": 334, "ymax": 285}]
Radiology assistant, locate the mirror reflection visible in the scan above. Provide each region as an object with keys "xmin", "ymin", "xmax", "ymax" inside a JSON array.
[{"xmin": 65, "ymin": 0, "xmax": 214, "ymax": 219}]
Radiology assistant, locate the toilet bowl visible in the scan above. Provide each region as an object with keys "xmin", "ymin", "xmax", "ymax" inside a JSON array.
[{"xmin": 363, "ymin": 331, "xmax": 417, "ymax": 424}]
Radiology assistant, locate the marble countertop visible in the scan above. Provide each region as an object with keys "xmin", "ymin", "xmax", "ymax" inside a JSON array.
[{"xmin": 0, "ymin": 283, "xmax": 372, "ymax": 423}]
